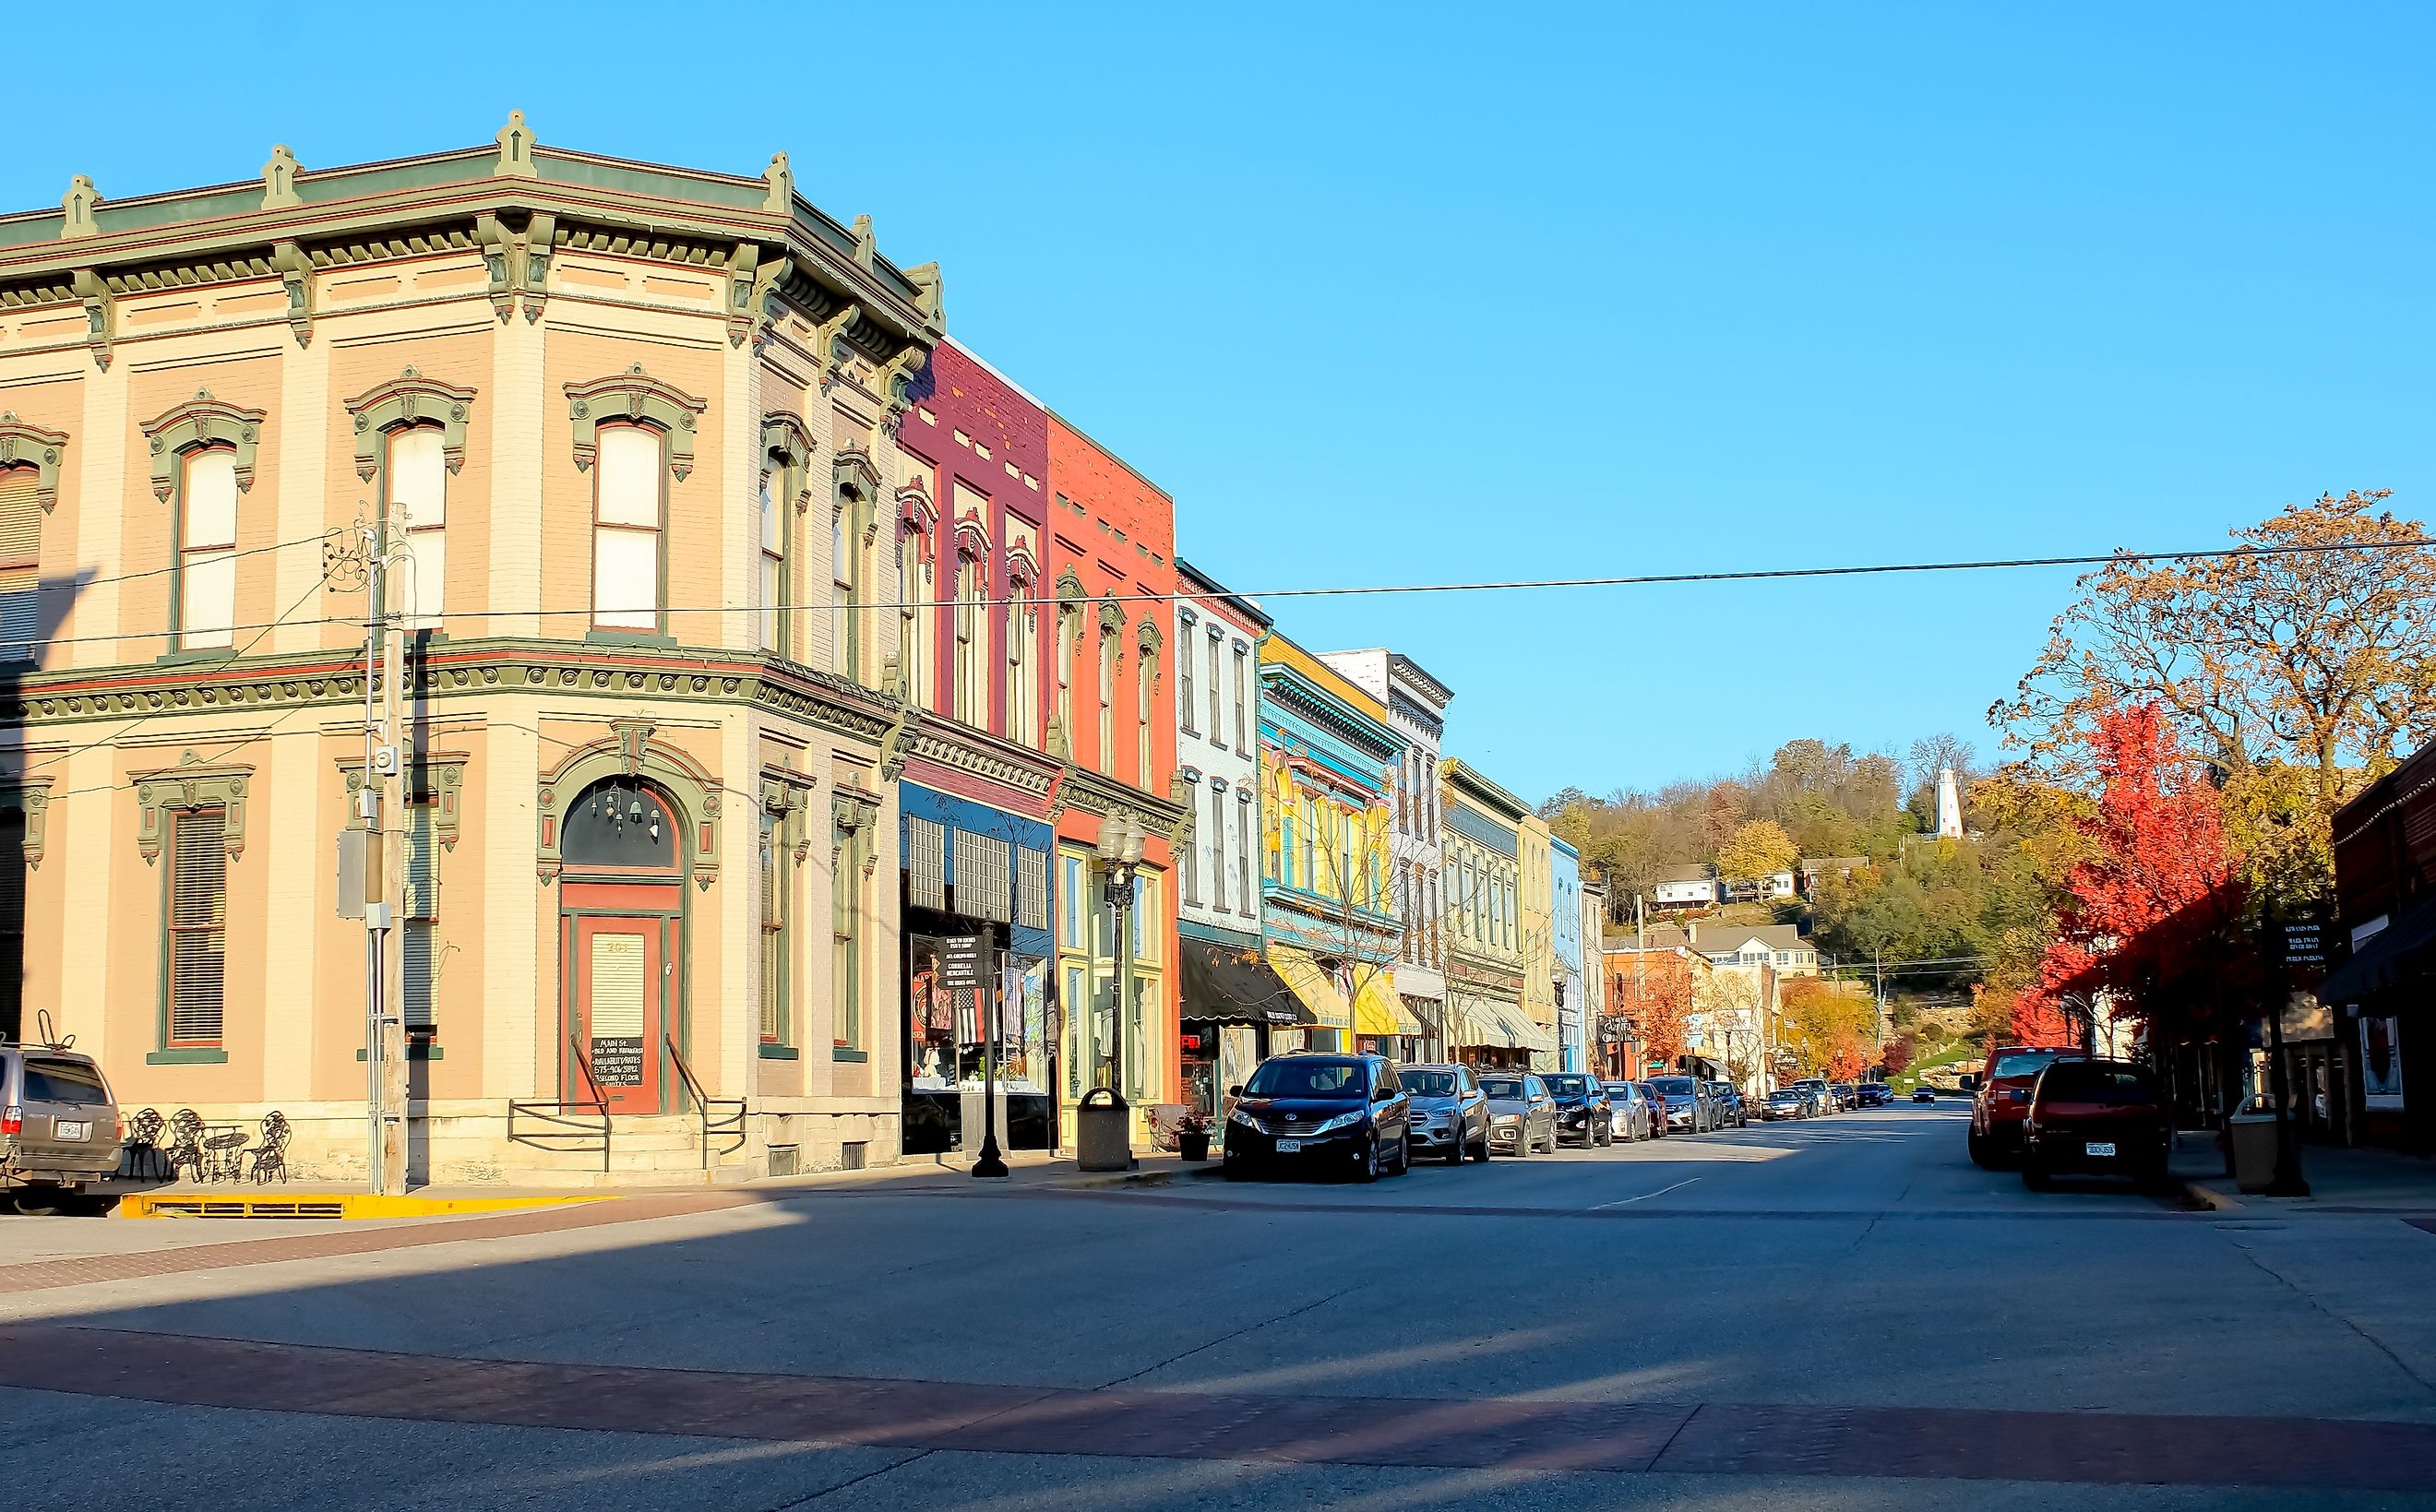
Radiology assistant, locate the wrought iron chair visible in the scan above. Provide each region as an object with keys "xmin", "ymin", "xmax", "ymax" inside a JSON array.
[
  {"xmin": 121, "ymin": 1108, "xmax": 168, "ymax": 1180},
  {"xmin": 244, "ymin": 1112, "xmax": 291, "ymax": 1185},
  {"xmin": 163, "ymin": 1109, "xmax": 207, "ymax": 1183}
]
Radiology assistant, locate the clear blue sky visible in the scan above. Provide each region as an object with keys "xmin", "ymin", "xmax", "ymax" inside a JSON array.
[{"xmin": 13, "ymin": 5, "xmax": 2430, "ymax": 804}]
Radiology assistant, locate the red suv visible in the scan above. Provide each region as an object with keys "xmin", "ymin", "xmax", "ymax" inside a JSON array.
[
  {"xmin": 2021, "ymin": 1058, "xmax": 2170, "ymax": 1192},
  {"xmin": 1968, "ymin": 1044, "xmax": 2084, "ymax": 1168}
]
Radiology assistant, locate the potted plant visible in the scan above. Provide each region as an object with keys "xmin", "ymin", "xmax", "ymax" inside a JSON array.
[{"xmin": 1176, "ymin": 1111, "xmax": 1212, "ymax": 1162}]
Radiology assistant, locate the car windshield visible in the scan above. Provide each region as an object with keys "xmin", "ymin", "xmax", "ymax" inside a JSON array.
[
  {"xmin": 22, "ymin": 1058, "xmax": 107, "ymax": 1103},
  {"xmin": 1402, "ymin": 1070, "xmax": 1460, "ymax": 1096},
  {"xmin": 1770, "ymin": 1092, "xmax": 1799, "ymax": 1101},
  {"xmin": 1545, "ymin": 1075, "xmax": 1593, "ymax": 1096},
  {"xmin": 1479, "ymin": 1077, "xmax": 1525, "ymax": 1099},
  {"xmin": 2038, "ymin": 1063, "xmax": 2156, "ymax": 1102},
  {"xmin": 1650, "ymin": 1077, "xmax": 1696, "ymax": 1095},
  {"xmin": 1993, "ymin": 1049, "xmax": 2073, "ymax": 1079},
  {"xmin": 1243, "ymin": 1059, "xmax": 1367, "ymax": 1099},
  {"xmin": 1604, "ymin": 1084, "xmax": 1634, "ymax": 1099}
]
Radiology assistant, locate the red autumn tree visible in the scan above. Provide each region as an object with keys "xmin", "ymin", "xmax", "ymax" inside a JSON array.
[
  {"xmin": 2024, "ymin": 704, "xmax": 2255, "ymax": 1042},
  {"xmin": 1881, "ymin": 1035, "xmax": 1916, "ymax": 1077},
  {"xmin": 2002, "ymin": 984, "xmax": 2079, "ymax": 1047},
  {"xmin": 1829, "ymin": 1035, "xmax": 1871, "ymax": 1081}
]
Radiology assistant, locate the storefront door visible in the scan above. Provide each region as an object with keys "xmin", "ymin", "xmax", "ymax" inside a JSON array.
[{"xmin": 567, "ymin": 911, "xmax": 668, "ymax": 1114}]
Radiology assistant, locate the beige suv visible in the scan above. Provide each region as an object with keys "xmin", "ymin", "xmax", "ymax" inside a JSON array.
[{"xmin": 3, "ymin": 1045, "xmax": 122, "ymax": 1214}]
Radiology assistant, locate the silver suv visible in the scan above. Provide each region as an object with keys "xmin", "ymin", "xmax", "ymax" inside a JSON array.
[
  {"xmin": 1399, "ymin": 1063, "xmax": 1491, "ymax": 1163},
  {"xmin": 3, "ymin": 1044, "xmax": 121, "ymax": 1214}
]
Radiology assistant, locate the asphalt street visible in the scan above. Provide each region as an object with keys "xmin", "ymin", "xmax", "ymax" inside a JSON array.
[{"xmin": 6, "ymin": 1102, "xmax": 2436, "ymax": 1509}]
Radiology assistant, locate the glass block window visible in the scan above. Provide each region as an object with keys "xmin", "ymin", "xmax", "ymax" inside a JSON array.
[
  {"xmin": 907, "ymin": 816, "xmax": 947, "ymax": 911},
  {"xmin": 957, "ymin": 829, "xmax": 1012, "ymax": 923}
]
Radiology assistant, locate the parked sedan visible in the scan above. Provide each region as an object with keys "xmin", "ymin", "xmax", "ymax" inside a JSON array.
[
  {"xmin": 1646, "ymin": 1075, "xmax": 1710, "ymax": 1134},
  {"xmin": 1636, "ymin": 1083, "xmax": 1670, "ymax": 1138},
  {"xmin": 1761, "ymin": 1089, "xmax": 1808, "ymax": 1120},
  {"xmin": 1791, "ymin": 1077, "xmax": 1833, "ymax": 1116},
  {"xmin": 1832, "ymin": 1082, "xmax": 1860, "ymax": 1112},
  {"xmin": 1969, "ymin": 1044, "xmax": 2087, "ymax": 1169},
  {"xmin": 1912, "ymin": 1087, "xmax": 1938, "ymax": 1105},
  {"xmin": 1543, "ymin": 1073, "xmax": 1614, "ymax": 1148},
  {"xmin": 2022, "ymin": 1059, "xmax": 2170, "ymax": 1191},
  {"xmin": 1603, "ymin": 1081, "xmax": 1654, "ymax": 1141},
  {"xmin": 1858, "ymin": 1082, "xmax": 1893, "ymax": 1107},
  {"xmin": 1223, "ymin": 1053, "xmax": 1413, "ymax": 1182},
  {"xmin": 1481, "ymin": 1073, "xmax": 1558, "ymax": 1156},
  {"xmin": 1400, "ymin": 1064, "xmax": 1491, "ymax": 1164},
  {"xmin": 1708, "ymin": 1082, "xmax": 1749, "ymax": 1128}
]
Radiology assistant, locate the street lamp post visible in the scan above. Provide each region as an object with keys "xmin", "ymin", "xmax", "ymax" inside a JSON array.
[{"xmin": 1097, "ymin": 812, "xmax": 1148, "ymax": 1118}]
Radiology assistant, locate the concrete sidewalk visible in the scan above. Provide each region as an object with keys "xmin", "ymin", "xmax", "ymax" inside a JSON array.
[
  {"xmin": 92, "ymin": 1147, "xmax": 1221, "ymax": 1219},
  {"xmin": 2174, "ymin": 1130, "xmax": 2436, "ymax": 1213}
]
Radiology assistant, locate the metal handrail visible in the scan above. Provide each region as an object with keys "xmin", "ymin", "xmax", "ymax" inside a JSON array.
[
  {"xmin": 506, "ymin": 1038, "xmax": 612, "ymax": 1173},
  {"xmin": 664, "ymin": 1037, "xmax": 746, "ymax": 1169}
]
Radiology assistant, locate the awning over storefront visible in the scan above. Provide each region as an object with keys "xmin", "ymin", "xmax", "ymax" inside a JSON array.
[
  {"xmin": 1179, "ymin": 937, "xmax": 1314, "ymax": 1026},
  {"xmin": 2321, "ymin": 893, "xmax": 2436, "ymax": 1006},
  {"xmin": 1448, "ymin": 994, "xmax": 1556, "ymax": 1057},
  {"xmin": 1271, "ymin": 946, "xmax": 1353, "ymax": 1034},
  {"xmin": 1353, "ymin": 970, "xmax": 1415, "ymax": 1038}
]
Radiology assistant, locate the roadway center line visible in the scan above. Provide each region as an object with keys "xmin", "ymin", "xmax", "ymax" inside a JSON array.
[{"xmin": 1589, "ymin": 1178, "xmax": 1701, "ymax": 1210}]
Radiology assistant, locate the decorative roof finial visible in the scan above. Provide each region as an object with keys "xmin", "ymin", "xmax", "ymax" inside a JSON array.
[
  {"xmin": 495, "ymin": 110, "xmax": 537, "ymax": 179},
  {"xmin": 60, "ymin": 175, "xmax": 100, "ymax": 239},
  {"xmin": 262, "ymin": 145, "xmax": 304, "ymax": 209},
  {"xmin": 851, "ymin": 213, "xmax": 876, "ymax": 270},
  {"xmin": 762, "ymin": 152, "xmax": 794, "ymax": 214}
]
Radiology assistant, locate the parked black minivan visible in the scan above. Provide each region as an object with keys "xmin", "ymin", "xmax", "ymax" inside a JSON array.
[{"xmin": 1223, "ymin": 1053, "xmax": 1411, "ymax": 1182}]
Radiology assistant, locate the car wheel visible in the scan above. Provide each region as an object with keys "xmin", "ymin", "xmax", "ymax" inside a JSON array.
[
  {"xmin": 1391, "ymin": 1136, "xmax": 1411, "ymax": 1176},
  {"xmin": 1224, "ymin": 1160, "xmax": 1250, "ymax": 1182},
  {"xmin": 10, "ymin": 1186, "xmax": 71, "ymax": 1217},
  {"xmin": 1967, "ymin": 1128, "xmax": 1992, "ymax": 1169},
  {"xmin": 1355, "ymin": 1139, "xmax": 1380, "ymax": 1184},
  {"xmin": 1472, "ymin": 1129, "xmax": 1492, "ymax": 1161},
  {"xmin": 2022, "ymin": 1162, "xmax": 2051, "ymax": 1192}
]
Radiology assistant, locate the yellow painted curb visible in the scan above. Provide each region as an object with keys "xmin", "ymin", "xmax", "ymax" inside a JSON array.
[{"xmin": 113, "ymin": 1192, "xmax": 615, "ymax": 1220}]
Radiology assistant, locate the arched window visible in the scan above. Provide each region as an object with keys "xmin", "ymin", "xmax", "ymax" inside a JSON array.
[
  {"xmin": 561, "ymin": 780, "xmax": 678, "ymax": 872},
  {"xmin": 179, "ymin": 448, "xmax": 240, "ymax": 649},
  {"xmin": 1056, "ymin": 599, "xmax": 1081, "ymax": 752},
  {"xmin": 388, "ymin": 426, "xmax": 447, "ymax": 630},
  {"xmin": 591, "ymin": 425, "xmax": 663, "ymax": 632},
  {"xmin": 897, "ymin": 525, "xmax": 936, "ymax": 708},
  {"xmin": 1135, "ymin": 640, "xmax": 1155, "ymax": 788},
  {"xmin": 758, "ymin": 471, "xmax": 783, "ymax": 653},
  {"xmin": 953, "ymin": 549, "xmax": 986, "ymax": 726},
  {"xmin": 1007, "ymin": 578, "xmax": 1037, "ymax": 746},
  {"xmin": 1097, "ymin": 625, "xmax": 1117, "ymax": 777}
]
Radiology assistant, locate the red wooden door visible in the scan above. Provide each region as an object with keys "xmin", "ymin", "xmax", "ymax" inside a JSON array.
[{"xmin": 571, "ymin": 912, "xmax": 665, "ymax": 1114}]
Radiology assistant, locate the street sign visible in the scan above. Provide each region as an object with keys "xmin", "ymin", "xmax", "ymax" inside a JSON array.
[{"xmin": 938, "ymin": 935, "xmax": 991, "ymax": 993}]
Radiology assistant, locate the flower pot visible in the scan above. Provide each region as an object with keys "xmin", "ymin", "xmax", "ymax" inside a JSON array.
[{"xmin": 1178, "ymin": 1129, "xmax": 1212, "ymax": 1162}]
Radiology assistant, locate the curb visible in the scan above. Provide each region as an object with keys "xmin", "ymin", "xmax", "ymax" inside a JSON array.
[
  {"xmin": 114, "ymin": 1192, "xmax": 615, "ymax": 1220},
  {"xmin": 2176, "ymin": 1178, "xmax": 2245, "ymax": 1213}
]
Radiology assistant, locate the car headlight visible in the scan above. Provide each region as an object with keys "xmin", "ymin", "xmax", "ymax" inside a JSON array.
[
  {"xmin": 1228, "ymin": 1108, "xmax": 1268, "ymax": 1134},
  {"xmin": 1493, "ymin": 1113, "xmax": 1520, "ymax": 1127},
  {"xmin": 1310, "ymin": 1110, "xmax": 1368, "ymax": 1137}
]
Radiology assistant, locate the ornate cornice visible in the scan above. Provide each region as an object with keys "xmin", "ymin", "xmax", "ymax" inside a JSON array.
[
  {"xmin": 0, "ymin": 413, "xmax": 68, "ymax": 513},
  {"xmin": 10, "ymin": 639, "xmax": 902, "ymax": 749},
  {"xmin": 1054, "ymin": 764, "xmax": 1188, "ymax": 830},
  {"xmin": 905, "ymin": 720, "xmax": 1062, "ymax": 800}
]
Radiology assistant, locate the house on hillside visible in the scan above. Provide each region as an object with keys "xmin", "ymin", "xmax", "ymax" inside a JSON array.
[
  {"xmin": 1690, "ymin": 923, "xmax": 1818, "ymax": 976},
  {"xmin": 1649, "ymin": 864, "xmax": 1719, "ymax": 910},
  {"xmin": 1723, "ymin": 870, "xmax": 1797, "ymax": 902}
]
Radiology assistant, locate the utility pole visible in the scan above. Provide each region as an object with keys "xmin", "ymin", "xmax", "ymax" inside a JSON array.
[{"xmin": 357, "ymin": 518, "xmax": 408, "ymax": 1196}]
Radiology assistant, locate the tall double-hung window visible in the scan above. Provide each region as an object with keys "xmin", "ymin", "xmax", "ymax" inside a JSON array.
[
  {"xmin": 757, "ymin": 474, "xmax": 784, "ymax": 652},
  {"xmin": 591, "ymin": 425, "xmax": 663, "ymax": 632},
  {"xmin": 165, "ymin": 807, "xmax": 228, "ymax": 1048},
  {"xmin": 0, "ymin": 466, "xmax": 40, "ymax": 662},
  {"xmin": 1097, "ymin": 625, "xmax": 1117, "ymax": 776},
  {"xmin": 388, "ymin": 427, "xmax": 447, "ymax": 631},
  {"xmin": 178, "ymin": 450, "xmax": 240, "ymax": 649},
  {"xmin": 953, "ymin": 551, "xmax": 987, "ymax": 726},
  {"xmin": 1007, "ymin": 585, "xmax": 1038, "ymax": 746}
]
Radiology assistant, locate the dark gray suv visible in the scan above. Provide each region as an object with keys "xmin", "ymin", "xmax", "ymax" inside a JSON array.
[{"xmin": 3, "ymin": 1044, "xmax": 121, "ymax": 1214}]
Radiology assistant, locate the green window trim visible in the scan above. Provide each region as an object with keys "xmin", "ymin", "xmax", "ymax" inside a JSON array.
[
  {"xmin": 565, "ymin": 364, "xmax": 705, "ymax": 481},
  {"xmin": 830, "ymin": 1046, "xmax": 868, "ymax": 1064},
  {"xmin": 146, "ymin": 1047, "xmax": 229, "ymax": 1066},
  {"xmin": 346, "ymin": 368, "xmax": 476, "ymax": 484},
  {"xmin": 0, "ymin": 413, "xmax": 68, "ymax": 514}
]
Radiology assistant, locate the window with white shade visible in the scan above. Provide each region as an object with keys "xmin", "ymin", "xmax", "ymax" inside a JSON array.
[
  {"xmin": 1136, "ymin": 641, "xmax": 1154, "ymax": 789},
  {"xmin": 898, "ymin": 528, "xmax": 936, "ymax": 707},
  {"xmin": 178, "ymin": 449, "xmax": 239, "ymax": 649},
  {"xmin": 591, "ymin": 425, "xmax": 662, "ymax": 631},
  {"xmin": 830, "ymin": 508, "xmax": 854, "ymax": 677},
  {"xmin": 953, "ymin": 551, "xmax": 986, "ymax": 727},
  {"xmin": 757, "ymin": 472, "xmax": 783, "ymax": 653},
  {"xmin": 1097, "ymin": 628, "xmax": 1116, "ymax": 777},
  {"xmin": 388, "ymin": 426, "xmax": 447, "ymax": 631},
  {"xmin": 1008, "ymin": 583, "xmax": 1037, "ymax": 746}
]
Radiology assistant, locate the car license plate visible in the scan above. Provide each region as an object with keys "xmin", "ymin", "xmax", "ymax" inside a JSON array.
[
  {"xmin": 1274, "ymin": 1138, "xmax": 1301, "ymax": 1153},
  {"xmin": 2085, "ymin": 1141, "xmax": 2115, "ymax": 1158},
  {"xmin": 54, "ymin": 1121, "xmax": 88, "ymax": 1142}
]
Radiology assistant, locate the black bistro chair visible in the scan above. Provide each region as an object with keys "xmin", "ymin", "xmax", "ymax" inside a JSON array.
[
  {"xmin": 121, "ymin": 1107, "xmax": 169, "ymax": 1180},
  {"xmin": 245, "ymin": 1112, "xmax": 291, "ymax": 1185}
]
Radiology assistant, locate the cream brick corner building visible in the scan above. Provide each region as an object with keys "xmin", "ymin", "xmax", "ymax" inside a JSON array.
[{"xmin": 0, "ymin": 116, "xmax": 948, "ymax": 1183}]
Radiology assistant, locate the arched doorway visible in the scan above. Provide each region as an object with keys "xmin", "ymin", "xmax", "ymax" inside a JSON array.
[{"xmin": 560, "ymin": 778, "xmax": 687, "ymax": 1114}]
